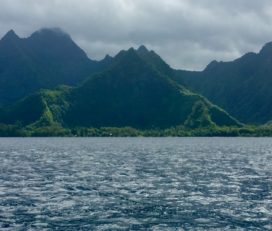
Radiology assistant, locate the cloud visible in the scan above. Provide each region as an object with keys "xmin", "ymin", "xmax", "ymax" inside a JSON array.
[{"xmin": 0, "ymin": 0, "xmax": 272, "ymax": 70}]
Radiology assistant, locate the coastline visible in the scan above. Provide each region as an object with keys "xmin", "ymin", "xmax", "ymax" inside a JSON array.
[{"xmin": 1, "ymin": 125, "xmax": 272, "ymax": 137}]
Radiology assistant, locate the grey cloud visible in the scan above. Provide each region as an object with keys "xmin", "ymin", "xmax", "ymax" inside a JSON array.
[{"xmin": 0, "ymin": 0, "xmax": 272, "ymax": 70}]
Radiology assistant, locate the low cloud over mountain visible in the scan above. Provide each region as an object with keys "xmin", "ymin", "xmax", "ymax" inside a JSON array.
[{"xmin": 1, "ymin": 0, "xmax": 272, "ymax": 70}]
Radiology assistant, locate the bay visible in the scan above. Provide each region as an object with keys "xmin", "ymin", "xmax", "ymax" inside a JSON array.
[{"xmin": 0, "ymin": 138, "xmax": 271, "ymax": 230}]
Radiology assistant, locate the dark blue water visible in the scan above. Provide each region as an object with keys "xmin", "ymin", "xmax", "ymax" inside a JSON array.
[{"xmin": 0, "ymin": 138, "xmax": 271, "ymax": 230}]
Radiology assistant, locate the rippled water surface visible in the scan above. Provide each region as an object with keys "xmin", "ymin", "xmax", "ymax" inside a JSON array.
[{"xmin": 0, "ymin": 138, "xmax": 272, "ymax": 230}]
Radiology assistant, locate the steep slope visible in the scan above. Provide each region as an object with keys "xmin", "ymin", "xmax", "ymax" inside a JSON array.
[
  {"xmin": 0, "ymin": 86, "xmax": 71, "ymax": 127},
  {"xmin": 0, "ymin": 28, "xmax": 112, "ymax": 105},
  {"xmin": 175, "ymin": 42, "xmax": 272, "ymax": 124},
  {"xmin": 0, "ymin": 48, "xmax": 240, "ymax": 129},
  {"xmin": 136, "ymin": 45, "xmax": 174, "ymax": 77}
]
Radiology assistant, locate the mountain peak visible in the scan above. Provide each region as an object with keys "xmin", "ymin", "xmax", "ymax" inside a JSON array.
[
  {"xmin": 100, "ymin": 54, "xmax": 113, "ymax": 65},
  {"xmin": 36, "ymin": 27, "xmax": 67, "ymax": 34},
  {"xmin": 27, "ymin": 27, "xmax": 89, "ymax": 59},
  {"xmin": 30, "ymin": 28, "xmax": 70, "ymax": 40},
  {"xmin": 137, "ymin": 45, "xmax": 149, "ymax": 54},
  {"xmin": 128, "ymin": 47, "xmax": 136, "ymax": 52},
  {"xmin": 103, "ymin": 54, "xmax": 112, "ymax": 60},
  {"xmin": 1, "ymin": 29, "xmax": 20, "ymax": 42},
  {"xmin": 116, "ymin": 48, "xmax": 138, "ymax": 59},
  {"xmin": 204, "ymin": 60, "xmax": 219, "ymax": 71},
  {"xmin": 259, "ymin": 41, "xmax": 272, "ymax": 56},
  {"xmin": 6, "ymin": 29, "xmax": 18, "ymax": 37}
]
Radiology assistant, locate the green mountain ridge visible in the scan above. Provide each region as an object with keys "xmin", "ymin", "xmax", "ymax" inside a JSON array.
[
  {"xmin": 2, "ymin": 27, "xmax": 272, "ymax": 136},
  {"xmin": 0, "ymin": 47, "xmax": 240, "ymax": 132},
  {"xmin": 0, "ymin": 28, "xmax": 112, "ymax": 105},
  {"xmin": 175, "ymin": 42, "xmax": 272, "ymax": 124}
]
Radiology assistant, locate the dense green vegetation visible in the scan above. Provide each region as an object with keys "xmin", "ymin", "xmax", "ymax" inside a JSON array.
[
  {"xmin": 1, "ymin": 123, "xmax": 272, "ymax": 137},
  {"xmin": 0, "ymin": 28, "xmax": 112, "ymax": 105},
  {"xmin": 0, "ymin": 48, "xmax": 240, "ymax": 134},
  {"xmin": 1, "ymin": 28, "xmax": 272, "ymax": 136},
  {"xmin": 174, "ymin": 42, "xmax": 272, "ymax": 124}
]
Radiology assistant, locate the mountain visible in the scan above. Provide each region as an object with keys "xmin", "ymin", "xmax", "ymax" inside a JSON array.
[
  {"xmin": 174, "ymin": 42, "xmax": 272, "ymax": 124},
  {"xmin": 0, "ymin": 48, "xmax": 240, "ymax": 130},
  {"xmin": 0, "ymin": 28, "xmax": 112, "ymax": 105},
  {"xmin": 136, "ymin": 45, "xmax": 174, "ymax": 77}
]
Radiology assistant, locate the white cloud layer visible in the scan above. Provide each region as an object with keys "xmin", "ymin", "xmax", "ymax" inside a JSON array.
[{"xmin": 1, "ymin": 0, "xmax": 272, "ymax": 70}]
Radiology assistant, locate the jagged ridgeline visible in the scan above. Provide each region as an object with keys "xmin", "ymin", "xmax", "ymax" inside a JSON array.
[
  {"xmin": 0, "ymin": 46, "xmax": 240, "ymax": 130},
  {"xmin": 174, "ymin": 42, "xmax": 272, "ymax": 124},
  {"xmin": 0, "ymin": 28, "xmax": 112, "ymax": 105}
]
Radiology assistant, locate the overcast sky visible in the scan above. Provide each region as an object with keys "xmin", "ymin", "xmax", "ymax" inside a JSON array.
[{"xmin": 1, "ymin": 0, "xmax": 272, "ymax": 70}]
